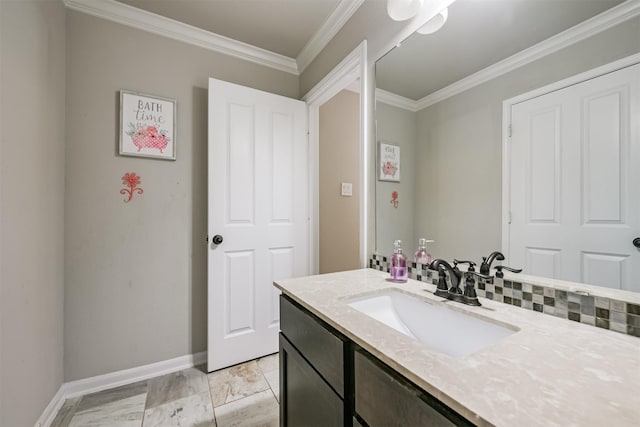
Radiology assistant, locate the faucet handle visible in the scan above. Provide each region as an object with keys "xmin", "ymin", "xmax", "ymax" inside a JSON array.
[
  {"xmin": 465, "ymin": 271, "xmax": 492, "ymax": 281},
  {"xmin": 494, "ymin": 265, "xmax": 523, "ymax": 278},
  {"xmin": 453, "ymin": 259, "xmax": 476, "ymax": 272},
  {"xmin": 429, "ymin": 259, "xmax": 451, "ymax": 298},
  {"xmin": 462, "ymin": 271, "xmax": 483, "ymax": 306}
]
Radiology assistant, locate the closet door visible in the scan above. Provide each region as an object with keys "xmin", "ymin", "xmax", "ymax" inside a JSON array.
[{"xmin": 509, "ymin": 63, "xmax": 639, "ymax": 291}]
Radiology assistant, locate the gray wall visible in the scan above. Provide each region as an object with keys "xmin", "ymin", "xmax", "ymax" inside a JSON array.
[
  {"xmin": 414, "ymin": 17, "xmax": 640, "ymax": 262},
  {"xmin": 64, "ymin": 11, "xmax": 299, "ymax": 381},
  {"xmin": 0, "ymin": 1, "xmax": 66, "ymax": 425},
  {"xmin": 319, "ymin": 90, "xmax": 361, "ymax": 273},
  {"xmin": 375, "ymin": 102, "xmax": 417, "ymax": 257}
]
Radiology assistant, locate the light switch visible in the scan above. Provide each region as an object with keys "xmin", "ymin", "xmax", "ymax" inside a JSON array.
[{"xmin": 341, "ymin": 182, "xmax": 353, "ymax": 196}]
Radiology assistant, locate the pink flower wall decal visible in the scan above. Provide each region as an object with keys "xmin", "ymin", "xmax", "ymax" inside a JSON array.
[
  {"xmin": 121, "ymin": 172, "xmax": 143, "ymax": 202},
  {"xmin": 391, "ymin": 191, "xmax": 399, "ymax": 208}
]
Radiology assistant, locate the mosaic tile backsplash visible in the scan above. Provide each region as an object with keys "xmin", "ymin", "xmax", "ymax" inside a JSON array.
[{"xmin": 370, "ymin": 254, "xmax": 640, "ymax": 339}]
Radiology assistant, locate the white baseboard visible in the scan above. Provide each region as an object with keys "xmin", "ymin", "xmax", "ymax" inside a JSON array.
[
  {"xmin": 36, "ymin": 351, "xmax": 207, "ymax": 427},
  {"xmin": 64, "ymin": 351, "xmax": 208, "ymax": 398},
  {"xmin": 34, "ymin": 385, "xmax": 67, "ymax": 427}
]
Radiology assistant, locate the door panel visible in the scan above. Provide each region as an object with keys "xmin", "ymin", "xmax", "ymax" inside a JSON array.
[
  {"xmin": 525, "ymin": 247, "xmax": 561, "ymax": 279},
  {"xmin": 510, "ymin": 63, "xmax": 639, "ymax": 291},
  {"xmin": 228, "ymin": 103, "xmax": 255, "ymax": 224},
  {"xmin": 225, "ymin": 250, "xmax": 255, "ymax": 336},
  {"xmin": 208, "ymin": 78, "xmax": 308, "ymax": 371},
  {"xmin": 583, "ymin": 88, "xmax": 626, "ymax": 224},
  {"xmin": 581, "ymin": 252, "xmax": 627, "ymax": 290},
  {"xmin": 528, "ymin": 107, "xmax": 561, "ymax": 223},
  {"xmin": 269, "ymin": 247, "xmax": 294, "ymax": 326},
  {"xmin": 272, "ymin": 112, "xmax": 294, "ymax": 222}
]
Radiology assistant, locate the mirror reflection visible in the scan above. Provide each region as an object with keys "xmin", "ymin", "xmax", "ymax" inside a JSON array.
[{"xmin": 375, "ymin": 0, "xmax": 640, "ymax": 292}]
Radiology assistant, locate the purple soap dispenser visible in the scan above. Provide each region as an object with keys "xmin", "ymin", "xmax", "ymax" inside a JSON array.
[{"xmin": 390, "ymin": 240, "xmax": 408, "ymax": 283}]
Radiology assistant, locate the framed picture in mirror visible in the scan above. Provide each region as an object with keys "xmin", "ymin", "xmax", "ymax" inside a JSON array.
[{"xmin": 378, "ymin": 142, "xmax": 400, "ymax": 182}]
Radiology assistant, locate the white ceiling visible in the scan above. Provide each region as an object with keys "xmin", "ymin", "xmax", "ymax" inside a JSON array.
[
  {"xmin": 116, "ymin": 0, "xmax": 342, "ymax": 58},
  {"xmin": 376, "ymin": 0, "xmax": 627, "ymax": 100}
]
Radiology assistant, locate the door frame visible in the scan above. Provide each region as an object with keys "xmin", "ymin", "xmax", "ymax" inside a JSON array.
[
  {"xmin": 501, "ymin": 52, "xmax": 640, "ymax": 259},
  {"xmin": 303, "ymin": 41, "xmax": 368, "ymax": 273}
]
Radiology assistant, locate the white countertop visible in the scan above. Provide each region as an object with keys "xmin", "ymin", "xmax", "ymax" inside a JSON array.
[{"xmin": 275, "ymin": 268, "xmax": 640, "ymax": 427}]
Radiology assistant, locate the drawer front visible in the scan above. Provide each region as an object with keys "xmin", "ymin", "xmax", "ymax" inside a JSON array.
[
  {"xmin": 280, "ymin": 334, "xmax": 344, "ymax": 427},
  {"xmin": 280, "ymin": 295, "xmax": 345, "ymax": 397},
  {"xmin": 355, "ymin": 349, "xmax": 471, "ymax": 427}
]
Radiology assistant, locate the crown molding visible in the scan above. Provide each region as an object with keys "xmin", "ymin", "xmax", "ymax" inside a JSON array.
[
  {"xmin": 375, "ymin": 88, "xmax": 419, "ymax": 112},
  {"xmin": 414, "ymin": 0, "xmax": 640, "ymax": 111},
  {"xmin": 296, "ymin": 0, "xmax": 365, "ymax": 74},
  {"xmin": 63, "ymin": 0, "xmax": 299, "ymax": 75},
  {"xmin": 303, "ymin": 40, "xmax": 366, "ymax": 104},
  {"xmin": 344, "ymin": 79, "xmax": 362, "ymax": 94}
]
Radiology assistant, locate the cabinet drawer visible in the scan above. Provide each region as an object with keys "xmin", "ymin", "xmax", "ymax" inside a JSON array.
[
  {"xmin": 280, "ymin": 295, "xmax": 345, "ymax": 397},
  {"xmin": 355, "ymin": 349, "xmax": 472, "ymax": 427},
  {"xmin": 280, "ymin": 334, "xmax": 344, "ymax": 427}
]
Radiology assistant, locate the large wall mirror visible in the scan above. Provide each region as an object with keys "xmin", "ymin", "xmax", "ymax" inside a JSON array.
[{"xmin": 374, "ymin": 0, "xmax": 640, "ymax": 292}]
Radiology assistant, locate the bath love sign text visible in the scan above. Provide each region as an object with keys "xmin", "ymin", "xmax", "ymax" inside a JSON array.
[{"xmin": 119, "ymin": 90, "xmax": 176, "ymax": 160}]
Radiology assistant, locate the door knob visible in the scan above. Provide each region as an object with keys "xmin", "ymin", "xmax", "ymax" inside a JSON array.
[
  {"xmin": 634, "ymin": 237, "xmax": 640, "ymax": 249},
  {"xmin": 212, "ymin": 235, "xmax": 224, "ymax": 245}
]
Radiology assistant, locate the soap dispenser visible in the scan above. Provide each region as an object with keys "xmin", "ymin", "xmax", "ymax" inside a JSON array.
[
  {"xmin": 414, "ymin": 238, "xmax": 434, "ymax": 265},
  {"xmin": 390, "ymin": 240, "xmax": 408, "ymax": 282}
]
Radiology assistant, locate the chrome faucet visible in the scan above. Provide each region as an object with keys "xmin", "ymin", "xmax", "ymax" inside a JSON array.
[{"xmin": 480, "ymin": 251, "xmax": 505, "ymax": 275}]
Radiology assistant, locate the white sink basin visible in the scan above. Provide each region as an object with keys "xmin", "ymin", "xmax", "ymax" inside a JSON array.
[{"xmin": 347, "ymin": 289, "xmax": 516, "ymax": 357}]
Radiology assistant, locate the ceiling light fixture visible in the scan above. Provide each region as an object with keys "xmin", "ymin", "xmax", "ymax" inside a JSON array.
[
  {"xmin": 387, "ymin": 0, "xmax": 450, "ymax": 35},
  {"xmin": 416, "ymin": 8, "xmax": 449, "ymax": 34},
  {"xmin": 387, "ymin": 0, "xmax": 424, "ymax": 21}
]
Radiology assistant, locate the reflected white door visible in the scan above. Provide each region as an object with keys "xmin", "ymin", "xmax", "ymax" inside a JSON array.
[
  {"xmin": 207, "ymin": 78, "xmax": 308, "ymax": 371},
  {"xmin": 509, "ymin": 63, "xmax": 640, "ymax": 291}
]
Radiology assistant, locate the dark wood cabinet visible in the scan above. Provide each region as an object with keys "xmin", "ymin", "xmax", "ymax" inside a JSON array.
[
  {"xmin": 280, "ymin": 294, "xmax": 346, "ymax": 397},
  {"xmin": 279, "ymin": 334, "xmax": 344, "ymax": 427},
  {"xmin": 354, "ymin": 349, "xmax": 473, "ymax": 427},
  {"xmin": 279, "ymin": 294, "xmax": 473, "ymax": 427}
]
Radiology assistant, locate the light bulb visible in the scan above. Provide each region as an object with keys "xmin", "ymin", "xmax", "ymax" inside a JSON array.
[
  {"xmin": 387, "ymin": 0, "xmax": 424, "ymax": 21},
  {"xmin": 416, "ymin": 7, "xmax": 449, "ymax": 34}
]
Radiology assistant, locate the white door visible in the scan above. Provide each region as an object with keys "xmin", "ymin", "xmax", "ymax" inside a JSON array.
[
  {"xmin": 207, "ymin": 78, "xmax": 309, "ymax": 371},
  {"xmin": 509, "ymin": 63, "xmax": 640, "ymax": 291}
]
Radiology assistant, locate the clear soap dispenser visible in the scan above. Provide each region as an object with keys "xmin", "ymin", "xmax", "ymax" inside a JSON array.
[
  {"xmin": 414, "ymin": 238, "xmax": 434, "ymax": 265},
  {"xmin": 390, "ymin": 240, "xmax": 408, "ymax": 282}
]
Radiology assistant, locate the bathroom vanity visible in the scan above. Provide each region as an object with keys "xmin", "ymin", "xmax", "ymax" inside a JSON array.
[
  {"xmin": 276, "ymin": 269, "xmax": 640, "ymax": 427},
  {"xmin": 279, "ymin": 293, "xmax": 472, "ymax": 427}
]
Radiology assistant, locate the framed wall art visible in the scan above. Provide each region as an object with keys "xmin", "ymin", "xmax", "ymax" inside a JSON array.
[
  {"xmin": 119, "ymin": 90, "xmax": 176, "ymax": 160},
  {"xmin": 378, "ymin": 142, "xmax": 400, "ymax": 182}
]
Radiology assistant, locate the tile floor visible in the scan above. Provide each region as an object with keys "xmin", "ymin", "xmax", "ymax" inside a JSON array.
[{"xmin": 51, "ymin": 353, "xmax": 280, "ymax": 427}]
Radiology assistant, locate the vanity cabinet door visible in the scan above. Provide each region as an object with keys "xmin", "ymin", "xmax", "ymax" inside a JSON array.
[
  {"xmin": 354, "ymin": 349, "xmax": 473, "ymax": 427},
  {"xmin": 279, "ymin": 333, "xmax": 344, "ymax": 427},
  {"xmin": 280, "ymin": 295, "xmax": 345, "ymax": 397}
]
